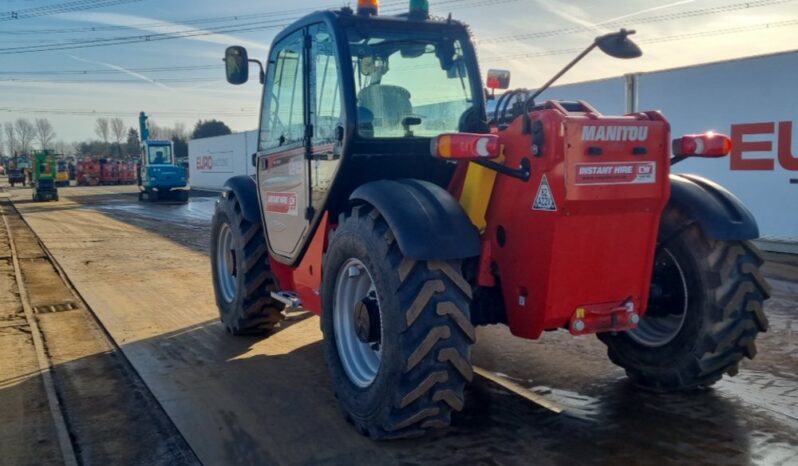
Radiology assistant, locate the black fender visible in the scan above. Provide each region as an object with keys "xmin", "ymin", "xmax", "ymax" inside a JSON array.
[
  {"xmin": 222, "ymin": 175, "xmax": 261, "ymax": 224},
  {"xmin": 669, "ymin": 173, "xmax": 759, "ymax": 240},
  {"xmin": 350, "ymin": 179, "xmax": 481, "ymax": 261}
]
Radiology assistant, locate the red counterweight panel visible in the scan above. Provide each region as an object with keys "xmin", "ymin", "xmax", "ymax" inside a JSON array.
[{"xmin": 487, "ymin": 104, "xmax": 671, "ymax": 339}]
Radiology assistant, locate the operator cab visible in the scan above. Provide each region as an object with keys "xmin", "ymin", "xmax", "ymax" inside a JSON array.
[
  {"xmin": 143, "ymin": 141, "xmax": 174, "ymax": 166},
  {"xmin": 225, "ymin": 4, "xmax": 487, "ymax": 265}
]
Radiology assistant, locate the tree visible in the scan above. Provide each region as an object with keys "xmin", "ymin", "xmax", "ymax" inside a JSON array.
[
  {"xmin": 110, "ymin": 118, "xmax": 126, "ymax": 147},
  {"xmin": 95, "ymin": 118, "xmax": 110, "ymax": 154},
  {"xmin": 77, "ymin": 140, "xmax": 108, "ymax": 157},
  {"xmin": 53, "ymin": 140, "xmax": 71, "ymax": 156},
  {"xmin": 125, "ymin": 128, "xmax": 140, "ymax": 158},
  {"xmin": 15, "ymin": 118, "xmax": 35, "ymax": 155},
  {"xmin": 166, "ymin": 121, "xmax": 187, "ymax": 141},
  {"xmin": 34, "ymin": 118, "xmax": 56, "ymax": 150},
  {"xmin": 4, "ymin": 122, "xmax": 17, "ymax": 156},
  {"xmin": 146, "ymin": 120, "xmax": 164, "ymax": 139},
  {"xmin": 110, "ymin": 118, "xmax": 127, "ymax": 158},
  {"xmin": 191, "ymin": 119, "xmax": 232, "ymax": 140},
  {"xmin": 172, "ymin": 135, "xmax": 188, "ymax": 159}
]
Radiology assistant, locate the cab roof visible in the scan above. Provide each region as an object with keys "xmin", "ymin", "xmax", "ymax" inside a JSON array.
[{"xmin": 272, "ymin": 8, "xmax": 470, "ymax": 46}]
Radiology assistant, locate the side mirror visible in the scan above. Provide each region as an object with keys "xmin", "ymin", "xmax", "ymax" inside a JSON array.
[
  {"xmin": 486, "ymin": 69, "xmax": 511, "ymax": 90},
  {"xmin": 595, "ymin": 29, "xmax": 642, "ymax": 59},
  {"xmin": 225, "ymin": 46, "xmax": 249, "ymax": 85}
]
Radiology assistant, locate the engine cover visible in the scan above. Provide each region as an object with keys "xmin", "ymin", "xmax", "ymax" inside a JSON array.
[{"xmin": 486, "ymin": 101, "xmax": 671, "ymax": 339}]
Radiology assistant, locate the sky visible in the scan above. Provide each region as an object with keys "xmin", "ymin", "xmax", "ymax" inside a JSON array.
[{"xmin": 1, "ymin": 0, "xmax": 797, "ymax": 144}]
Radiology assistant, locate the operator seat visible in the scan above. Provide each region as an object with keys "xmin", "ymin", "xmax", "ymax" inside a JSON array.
[{"xmin": 357, "ymin": 84, "xmax": 413, "ymax": 134}]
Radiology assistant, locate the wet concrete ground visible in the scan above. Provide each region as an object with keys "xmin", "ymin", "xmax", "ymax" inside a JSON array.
[{"xmin": 5, "ymin": 184, "xmax": 798, "ymax": 465}]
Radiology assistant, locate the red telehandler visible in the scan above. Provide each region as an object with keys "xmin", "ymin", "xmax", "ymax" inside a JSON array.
[{"xmin": 212, "ymin": 0, "xmax": 770, "ymax": 439}]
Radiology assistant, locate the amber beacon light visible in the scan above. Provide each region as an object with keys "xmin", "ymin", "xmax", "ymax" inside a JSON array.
[{"xmin": 357, "ymin": 0, "xmax": 379, "ymax": 16}]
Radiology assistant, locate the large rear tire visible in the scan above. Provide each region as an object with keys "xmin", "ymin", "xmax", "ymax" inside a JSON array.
[
  {"xmin": 211, "ymin": 191, "xmax": 283, "ymax": 335},
  {"xmin": 599, "ymin": 204, "xmax": 770, "ymax": 391},
  {"xmin": 322, "ymin": 205, "xmax": 475, "ymax": 439}
]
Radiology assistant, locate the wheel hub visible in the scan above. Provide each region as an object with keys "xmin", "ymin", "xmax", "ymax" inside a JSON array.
[
  {"xmin": 333, "ymin": 258, "xmax": 383, "ymax": 388},
  {"xmin": 354, "ymin": 294, "xmax": 381, "ymax": 344},
  {"xmin": 215, "ymin": 223, "xmax": 238, "ymax": 304},
  {"xmin": 628, "ymin": 248, "xmax": 689, "ymax": 347},
  {"xmin": 225, "ymin": 249, "xmax": 237, "ymax": 277}
]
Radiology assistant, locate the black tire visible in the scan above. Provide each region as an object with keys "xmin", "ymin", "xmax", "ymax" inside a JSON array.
[
  {"xmin": 178, "ymin": 190, "xmax": 189, "ymax": 203},
  {"xmin": 148, "ymin": 190, "xmax": 159, "ymax": 202},
  {"xmin": 211, "ymin": 191, "xmax": 283, "ymax": 335},
  {"xmin": 599, "ymin": 204, "xmax": 770, "ymax": 391},
  {"xmin": 321, "ymin": 205, "xmax": 475, "ymax": 439}
]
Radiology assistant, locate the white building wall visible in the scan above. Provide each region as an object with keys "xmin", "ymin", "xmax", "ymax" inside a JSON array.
[{"xmin": 188, "ymin": 131, "xmax": 258, "ymax": 191}]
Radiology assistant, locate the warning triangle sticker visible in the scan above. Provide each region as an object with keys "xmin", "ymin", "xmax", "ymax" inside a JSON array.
[{"xmin": 532, "ymin": 174, "xmax": 557, "ymax": 211}]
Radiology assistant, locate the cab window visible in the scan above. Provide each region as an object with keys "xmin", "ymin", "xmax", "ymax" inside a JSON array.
[
  {"xmin": 311, "ymin": 24, "xmax": 342, "ymax": 145},
  {"xmin": 260, "ymin": 30, "xmax": 306, "ymax": 152},
  {"xmin": 347, "ymin": 28, "xmax": 476, "ymax": 138},
  {"xmin": 148, "ymin": 145, "xmax": 173, "ymax": 165}
]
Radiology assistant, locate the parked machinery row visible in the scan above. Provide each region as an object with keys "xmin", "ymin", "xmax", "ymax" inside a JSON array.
[{"xmin": 76, "ymin": 159, "xmax": 138, "ymax": 186}]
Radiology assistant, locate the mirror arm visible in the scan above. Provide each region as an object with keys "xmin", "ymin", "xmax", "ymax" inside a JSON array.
[
  {"xmin": 529, "ymin": 43, "xmax": 597, "ymax": 104},
  {"xmin": 248, "ymin": 59, "xmax": 265, "ymax": 84},
  {"xmin": 522, "ymin": 42, "xmax": 598, "ymax": 133}
]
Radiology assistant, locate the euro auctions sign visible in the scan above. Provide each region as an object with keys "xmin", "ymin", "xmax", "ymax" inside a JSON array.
[
  {"xmin": 731, "ymin": 121, "xmax": 798, "ymax": 171},
  {"xmin": 196, "ymin": 155, "xmax": 214, "ymax": 170}
]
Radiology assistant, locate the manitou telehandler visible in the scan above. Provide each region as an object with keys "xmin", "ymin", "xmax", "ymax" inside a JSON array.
[{"xmin": 212, "ymin": 0, "xmax": 770, "ymax": 439}]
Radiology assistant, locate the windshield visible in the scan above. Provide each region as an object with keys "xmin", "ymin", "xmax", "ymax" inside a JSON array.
[
  {"xmin": 148, "ymin": 145, "xmax": 173, "ymax": 165},
  {"xmin": 347, "ymin": 27, "xmax": 476, "ymax": 138}
]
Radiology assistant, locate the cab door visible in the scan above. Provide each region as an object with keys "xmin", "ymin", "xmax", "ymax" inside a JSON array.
[
  {"xmin": 256, "ymin": 29, "xmax": 311, "ymax": 263},
  {"xmin": 308, "ymin": 23, "xmax": 344, "ymax": 221}
]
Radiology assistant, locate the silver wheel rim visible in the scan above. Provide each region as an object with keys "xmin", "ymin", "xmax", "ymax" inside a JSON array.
[
  {"xmin": 216, "ymin": 223, "xmax": 237, "ymax": 303},
  {"xmin": 333, "ymin": 258, "xmax": 382, "ymax": 388},
  {"xmin": 628, "ymin": 248, "xmax": 689, "ymax": 347}
]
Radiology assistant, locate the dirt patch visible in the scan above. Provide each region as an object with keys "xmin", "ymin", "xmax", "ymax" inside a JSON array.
[
  {"xmin": 1, "ymin": 200, "xmax": 198, "ymax": 465},
  {"xmin": 0, "ymin": 205, "xmax": 64, "ymax": 466}
]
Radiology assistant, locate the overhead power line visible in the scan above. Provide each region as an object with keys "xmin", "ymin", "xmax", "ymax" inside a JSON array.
[
  {"xmin": 484, "ymin": 18, "xmax": 798, "ymax": 62},
  {"xmin": 0, "ymin": 0, "xmax": 479, "ymax": 35},
  {"xmin": 5, "ymin": 19, "xmax": 798, "ymax": 86},
  {"xmin": 0, "ymin": 107, "xmax": 258, "ymax": 118},
  {"xmin": 0, "ymin": 65, "xmax": 219, "ymax": 76},
  {"xmin": 0, "ymin": 2, "xmax": 359, "ymax": 34},
  {"xmin": 0, "ymin": 0, "xmax": 144, "ymax": 22},
  {"xmin": 478, "ymin": 0, "xmax": 795, "ymax": 44},
  {"xmin": 0, "ymin": 0, "xmax": 519, "ymax": 54},
  {"xmin": 0, "ymin": 77, "xmax": 223, "ymax": 84}
]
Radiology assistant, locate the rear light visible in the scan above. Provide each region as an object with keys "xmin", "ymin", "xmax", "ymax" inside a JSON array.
[
  {"xmin": 672, "ymin": 132, "xmax": 732, "ymax": 158},
  {"xmin": 431, "ymin": 133, "xmax": 501, "ymax": 160},
  {"xmin": 357, "ymin": 0, "xmax": 379, "ymax": 15}
]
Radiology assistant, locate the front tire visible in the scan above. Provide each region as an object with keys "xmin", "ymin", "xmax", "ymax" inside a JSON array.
[
  {"xmin": 599, "ymin": 204, "xmax": 770, "ymax": 391},
  {"xmin": 211, "ymin": 192, "xmax": 283, "ymax": 335},
  {"xmin": 322, "ymin": 205, "xmax": 475, "ymax": 439}
]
